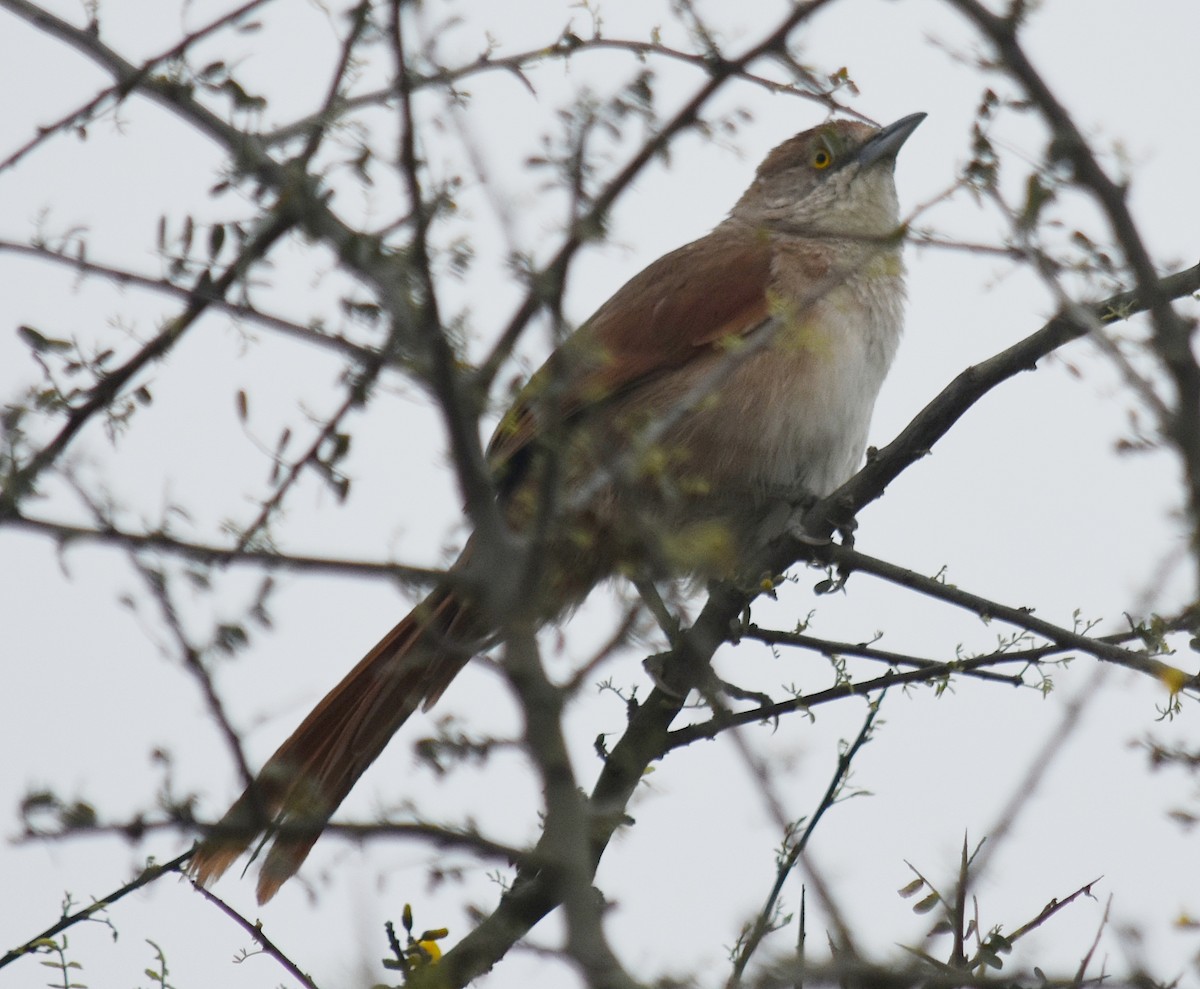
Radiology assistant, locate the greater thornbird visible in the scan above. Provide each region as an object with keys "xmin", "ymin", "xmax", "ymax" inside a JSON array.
[{"xmin": 191, "ymin": 112, "xmax": 926, "ymax": 902}]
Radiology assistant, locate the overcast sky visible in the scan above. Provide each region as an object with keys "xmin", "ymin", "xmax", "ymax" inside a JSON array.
[{"xmin": 2, "ymin": 2, "xmax": 1199, "ymax": 987}]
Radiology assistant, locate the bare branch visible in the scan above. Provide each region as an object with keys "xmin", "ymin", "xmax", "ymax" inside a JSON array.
[
  {"xmin": 190, "ymin": 883, "xmax": 319, "ymax": 989},
  {"xmin": 6, "ymin": 511, "xmax": 444, "ymax": 584},
  {"xmin": 0, "ymin": 237, "xmax": 377, "ymax": 363}
]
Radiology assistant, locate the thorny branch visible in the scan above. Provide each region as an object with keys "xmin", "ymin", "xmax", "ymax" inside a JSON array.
[
  {"xmin": 265, "ymin": 30, "xmax": 863, "ymax": 148},
  {"xmin": 5, "ymin": 511, "xmax": 445, "ymax": 584}
]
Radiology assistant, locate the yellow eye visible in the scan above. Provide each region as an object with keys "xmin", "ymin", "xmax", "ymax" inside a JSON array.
[{"xmin": 812, "ymin": 148, "xmax": 833, "ymax": 170}]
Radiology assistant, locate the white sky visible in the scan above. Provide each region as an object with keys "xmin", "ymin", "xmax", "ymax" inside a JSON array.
[{"xmin": 1, "ymin": 1, "xmax": 1199, "ymax": 987}]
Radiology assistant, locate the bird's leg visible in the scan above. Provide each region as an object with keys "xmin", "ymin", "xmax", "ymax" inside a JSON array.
[
  {"xmin": 643, "ymin": 649, "xmax": 776, "ymax": 713},
  {"xmin": 781, "ymin": 489, "xmax": 834, "ymax": 547},
  {"xmin": 633, "ymin": 577, "xmax": 682, "ymax": 646},
  {"xmin": 635, "ymin": 578, "xmax": 695, "ymax": 699},
  {"xmin": 642, "ymin": 581, "xmax": 777, "ymax": 711},
  {"xmin": 705, "ymin": 672, "xmax": 775, "ymax": 712},
  {"xmin": 826, "ymin": 499, "xmax": 858, "ymax": 591}
]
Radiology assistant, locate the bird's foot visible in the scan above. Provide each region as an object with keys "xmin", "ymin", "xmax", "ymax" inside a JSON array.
[
  {"xmin": 642, "ymin": 652, "xmax": 690, "ymax": 699},
  {"xmin": 708, "ymin": 674, "xmax": 774, "ymax": 712}
]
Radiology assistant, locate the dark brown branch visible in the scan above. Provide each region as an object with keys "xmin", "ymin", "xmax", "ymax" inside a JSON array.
[
  {"xmin": 436, "ymin": 574, "xmax": 748, "ymax": 985},
  {"xmin": 727, "ymin": 697, "xmax": 884, "ymax": 987},
  {"xmin": 664, "ymin": 549, "xmax": 1195, "ymax": 750},
  {"xmin": 665, "ymin": 653, "xmax": 1030, "ymax": 752},
  {"xmin": 295, "ymin": 0, "xmax": 372, "ymax": 167},
  {"xmin": 128, "ymin": 552, "xmax": 259, "ymax": 795},
  {"xmin": 229, "ymin": 4, "xmax": 416, "ymax": 551},
  {"xmin": 743, "ymin": 625, "xmax": 1027, "ymax": 686},
  {"xmin": 829, "ymin": 547, "xmax": 1194, "ymax": 686},
  {"xmin": 746, "ymin": 612, "xmax": 1194, "ymax": 679},
  {"xmin": 390, "ymin": 6, "xmax": 506, "ymax": 559},
  {"xmin": 1007, "ymin": 876, "xmax": 1103, "ymax": 946},
  {"xmin": 23, "ymin": 816, "xmax": 531, "ymax": 868}
]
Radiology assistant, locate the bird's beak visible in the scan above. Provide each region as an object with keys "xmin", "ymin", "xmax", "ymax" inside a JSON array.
[{"xmin": 856, "ymin": 112, "xmax": 926, "ymax": 169}]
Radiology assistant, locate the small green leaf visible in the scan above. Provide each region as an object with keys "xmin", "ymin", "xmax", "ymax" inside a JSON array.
[
  {"xmin": 61, "ymin": 801, "xmax": 97, "ymax": 828},
  {"xmin": 18, "ymin": 325, "xmax": 70, "ymax": 352},
  {"xmin": 913, "ymin": 892, "xmax": 940, "ymax": 914}
]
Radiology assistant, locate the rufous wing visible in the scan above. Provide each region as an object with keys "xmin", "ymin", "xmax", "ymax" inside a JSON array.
[{"xmin": 486, "ymin": 229, "xmax": 774, "ymax": 484}]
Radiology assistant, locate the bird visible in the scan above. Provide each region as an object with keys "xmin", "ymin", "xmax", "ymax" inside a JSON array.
[{"xmin": 190, "ymin": 112, "xmax": 926, "ymax": 902}]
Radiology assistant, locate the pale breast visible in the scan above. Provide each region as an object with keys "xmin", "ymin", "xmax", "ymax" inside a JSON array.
[
  {"xmin": 633, "ymin": 246, "xmax": 904, "ymax": 509},
  {"xmin": 741, "ymin": 245, "xmax": 905, "ymax": 497}
]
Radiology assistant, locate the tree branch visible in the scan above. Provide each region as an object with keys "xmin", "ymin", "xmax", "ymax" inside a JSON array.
[
  {"xmin": 0, "ymin": 237, "xmax": 378, "ymax": 364},
  {"xmin": 802, "ymin": 261, "xmax": 1200, "ymax": 539},
  {"xmin": 944, "ymin": 0, "xmax": 1200, "ymax": 585},
  {"xmin": 5, "ymin": 511, "xmax": 445, "ymax": 584},
  {"xmin": 0, "ymin": 206, "xmax": 298, "ymax": 517}
]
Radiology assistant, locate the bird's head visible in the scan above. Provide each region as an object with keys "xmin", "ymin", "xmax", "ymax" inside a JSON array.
[{"xmin": 732, "ymin": 112, "xmax": 925, "ymax": 241}]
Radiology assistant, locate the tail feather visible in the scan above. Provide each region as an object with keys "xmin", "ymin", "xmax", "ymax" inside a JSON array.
[{"xmin": 190, "ymin": 588, "xmax": 480, "ymax": 902}]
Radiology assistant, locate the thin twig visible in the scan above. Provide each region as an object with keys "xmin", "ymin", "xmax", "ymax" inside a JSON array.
[
  {"xmin": 0, "ymin": 207, "xmax": 298, "ymax": 517},
  {"xmin": 8, "ymin": 511, "xmax": 444, "ymax": 584},
  {"xmin": 945, "ymin": 0, "xmax": 1200, "ymax": 587},
  {"xmin": 0, "ymin": 238, "xmax": 376, "ymax": 363},
  {"xmin": 189, "ymin": 882, "xmax": 319, "ymax": 989},
  {"xmin": 0, "ymin": 850, "xmax": 192, "ymax": 972},
  {"xmin": 727, "ymin": 695, "xmax": 884, "ymax": 987},
  {"xmin": 0, "ymin": 0, "xmax": 273, "ymax": 174},
  {"xmin": 263, "ymin": 32, "xmax": 861, "ymax": 148}
]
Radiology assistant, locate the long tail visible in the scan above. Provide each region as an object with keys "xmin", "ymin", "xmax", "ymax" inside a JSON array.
[{"xmin": 189, "ymin": 587, "xmax": 481, "ymax": 902}]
